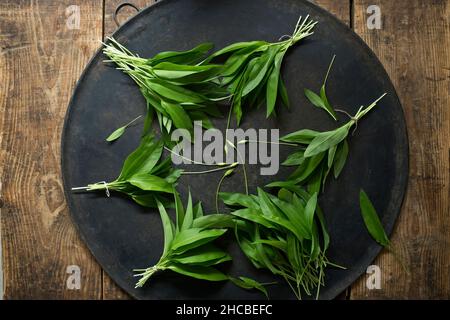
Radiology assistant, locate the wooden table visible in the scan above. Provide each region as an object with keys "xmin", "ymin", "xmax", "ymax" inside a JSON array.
[{"xmin": 0, "ymin": 0, "xmax": 448, "ymax": 299}]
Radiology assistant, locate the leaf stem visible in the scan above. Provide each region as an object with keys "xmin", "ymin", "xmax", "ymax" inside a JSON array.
[
  {"xmin": 238, "ymin": 139, "xmax": 298, "ymax": 147},
  {"xmin": 215, "ymin": 169, "xmax": 234, "ymax": 214},
  {"xmin": 163, "ymin": 146, "xmax": 230, "ymax": 166},
  {"xmin": 124, "ymin": 115, "xmax": 142, "ymax": 128},
  {"xmin": 181, "ymin": 163, "xmax": 238, "ymax": 175},
  {"xmin": 323, "ymin": 54, "xmax": 336, "ymax": 86}
]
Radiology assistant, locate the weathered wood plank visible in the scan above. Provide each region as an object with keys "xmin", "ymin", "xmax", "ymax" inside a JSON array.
[
  {"xmin": 351, "ymin": 0, "xmax": 450, "ymax": 299},
  {"xmin": 0, "ymin": 0, "xmax": 103, "ymax": 299},
  {"xmin": 314, "ymin": 0, "xmax": 350, "ymax": 25}
]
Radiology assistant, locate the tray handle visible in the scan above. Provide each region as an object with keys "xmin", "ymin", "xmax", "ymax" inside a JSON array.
[{"xmin": 113, "ymin": 2, "xmax": 141, "ymax": 27}]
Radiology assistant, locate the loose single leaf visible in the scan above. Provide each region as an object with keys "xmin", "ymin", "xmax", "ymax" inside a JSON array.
[
  {"xmin": 359, "ymin": 190, "xmax": 390, "ymax": 247},
  {"xmin": 106, "ymin": 126, "xmax": 126, "ymax": 142},
  {"xmin": 304, "ymin": 89, "xmax": 327, "ymax": 109},
  {"xmin": 319, "ymin": 85, "xmax": 337, "ymax": 120}
]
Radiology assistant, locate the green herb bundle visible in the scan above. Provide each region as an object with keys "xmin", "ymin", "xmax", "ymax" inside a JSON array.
[
  {"xmin": 205, "ymin": 16, "xmax": 317, "ymax": 125},
  {"xmin": 134, "ymin": 191, "xmax": 268, "ymax": 297},
  {"xmin": 267, "ymin": 93, "xmax": 386, "ymax": 194},
  {"xmin": 72, "ymin": 133, "xmax": 182, "ymax": 207},
  {"xmin": 103, "ymin": 38, "xmax": 228, "ymax": 135},
  {"xmin": 134, "ymin": 191, "xmax": 232, "ymax": 287},
  {"xmin": 220, "ymin": 187, "xmax": 342, "ymax": 299}
]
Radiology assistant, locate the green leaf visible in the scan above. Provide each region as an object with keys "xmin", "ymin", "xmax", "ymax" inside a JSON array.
[
  {"xmin": 180, "ymin": 191, "xmax": 194, "ymax": 231},
  {"xmin": 286, "ymin": 234, "xmax": 301, "ymax": 269},
  {"xmin": 271, "ymin": 196, "xmax": 311, "ymax": 239},
  {"xmin": 282, "ymin": 150, "xmax": 305, "ymax": 166},
  {"xmin": 171, "ymin": 244, "xmax": 231, "ymax": 266},
  {"xmin": 304, "ymin": 124, "xmax": 350, "ymax": 158},
  {"xmin": 152, "ymin": 63, "xmax": 221, "ymax": 81},
  {"xmin": 278, "ymin": 76, "xmax": 290, "ymax": 108},
  {"xmin": 161, "ymin": 101, "xmax": 193, "ymax": 131},
  {"xmin": 150, "ymin": 42, "xmax": 214, "ymax": 65},
  {"xmin": 266, "ymin": 51, "xmax": 285, "ymax": 117},
  {"xmin": 219, "ymin": 192, "xmax": 259, "ymax": 209},
  {"xmin": 167, "ymin": 264, "xmax": 228, "ymax": 281},
  {"xmin": 277, "ymin": 188, "xmax": 293, "ymax": 202},
  {"xmin": 281, "ymin": 129, "xmax": 319, "ymax": 144},
  {"xmin": 253, "ymin": 239, "xmax": 287, "ymax": 252},
  {"xmin": 174, "ymin": 190, "xmax": 185, "ymax": 231},
  {"xmin": 171, "ymin": 228, "xmax": 227, "ymax": 254},
  {"xmin": 117, "ymin": 134, "xmax": 163, "ymax": 181},
  {"xmin": 316, "ymin": 206, "xmax": 330, "ymax": 250},
  {"xmin": 164, "ymin": 169, "xmax": 183, "ymax": 184},
  {"xmin": 189, "ymin": 111, "xmax": 214, "ymax": 129},
  {"xmin": 231, "ymin": 208, "xmax": 274, "ymax": 229},
  {"xmin": 106, "ymin": 126, "xmax": 126, "ymax": 142},
  {"xmin": 206, "ymin": 41, "xmax": 266, "ymax": 61},
  {"xmin": 289, "ymin": 152, "xmax": 325, "ymax": 183},
  {"xmin": 242, "ymin": 48, "xmax": 277, "ymax": 96},
  {"xmin": 319, "ymin": 85, "xmax": 337, "ymax": 120},
  {"xmin": 131, "ymin": 194, "xmax": 158, "ymax": 207},
  {"xmin": 193, "ymin": 202, "xmax": 204, "ymax": 219},
  {"xmin": 230, "ymin": 276, "xmax": 269, "ymax": 299},
  {"xmin": 328, "ymin": 144, "xmax": 338, "ymax": 168},
  {"xmin": 147, "ymin": 78, "xmax": 205, "ymax": 104},
  {"xmin": 304, "ymin": 192, "xmax": 318, "ymax": 230},
  {"xmin": 128, "ymin": 174, "xmax": 174, "ymax": 193},
  {"xmin": 310, "ymin": 223, "xmax": 321, "ymax": 260},
  {"xmin": 156, "ymin": 200, "xmax": 175, "ymax": 256},
  {"xmin": 307, "ymin": 167, "xmax": 323, "ymax": 195},
  {"xmin": 333, "ymin": 140, "xmax": 349, "ymax": 178},
  {"xmin": 220, "ymin": 45, "xmax": 265, "ymax": 77},
  {"xmin": 359, "ymin": 190, "xmax": 390, "ymax": 247},
  {"xmin": 192, "ymin": 214, "xmax": 235, "ymax": 229},
  {"xmin": 304, "ymin": 88, "xmax": 327, "ymax": 109},
  {"xmin": 257, "ymin": 189, "xmax": 309, "ymax": 240}
]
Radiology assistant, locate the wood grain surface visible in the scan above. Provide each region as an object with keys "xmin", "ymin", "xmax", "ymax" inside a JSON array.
[
  {"xmin": 0, "ymin": 0, "xmax": 448, "ymax": 299},
  {"xmin": 350, "ymin": 0, "xmax": 450, "ymax": 299},
  {"xmin": 0, "ymin": 0, "xmax": 103, "ymax": 299}
]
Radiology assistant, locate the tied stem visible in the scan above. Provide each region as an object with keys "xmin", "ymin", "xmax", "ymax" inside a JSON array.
[{"xmin": 133, "ymin": 262, "xmax": 166, "ymax": 288}]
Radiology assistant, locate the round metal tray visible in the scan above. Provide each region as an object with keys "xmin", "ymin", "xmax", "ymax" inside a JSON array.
[{"xmin": 62, "ymin": 0, "xmax": 408, "ymax": 299}]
